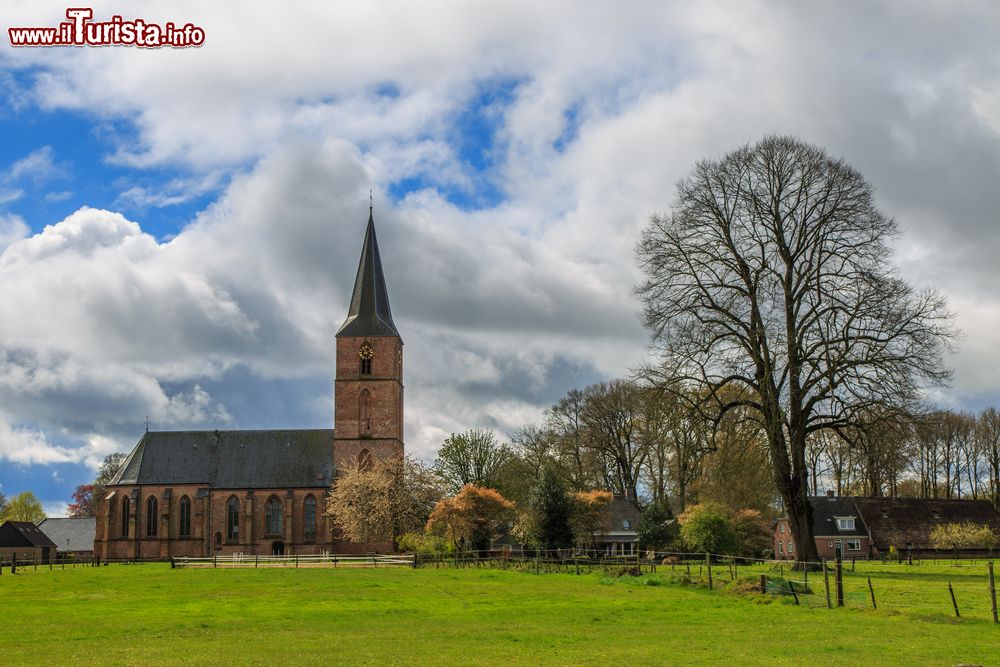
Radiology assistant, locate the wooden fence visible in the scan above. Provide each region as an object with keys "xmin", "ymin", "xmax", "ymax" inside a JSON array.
[{"xmin": 171, "ymin": 553, "xmax": 415, "ymax": 569}]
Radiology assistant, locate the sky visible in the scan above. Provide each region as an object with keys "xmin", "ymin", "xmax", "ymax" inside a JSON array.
[{"xmin": 2, "ymin": 2, "xmax": 1000, "ymax": 517}]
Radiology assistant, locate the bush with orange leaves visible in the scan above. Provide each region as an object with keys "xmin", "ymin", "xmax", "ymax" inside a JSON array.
[
  {"xmin": 569, "ymin": 489, "xmax": 613, "ymax": 549},
  {"xmin": 426, "ymin": 484, "xmax": 516, "ymax": 553}
]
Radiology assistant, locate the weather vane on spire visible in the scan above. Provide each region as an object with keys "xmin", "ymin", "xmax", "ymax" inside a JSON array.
[{"xmin": 370, "ymin": 188, "xmax": 373, "ymax": 213}]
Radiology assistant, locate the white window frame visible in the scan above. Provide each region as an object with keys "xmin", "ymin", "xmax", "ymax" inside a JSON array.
[
  {"xmin": 847, "ymin": 539, "xmax": 861, "ymax": 551},
  {"xmin": 779, "ymin": 523, "xmax": 785, "ymax": 533},
  {"xmin": 788, "ymin": 541, "xmax": 794, "ymax": 553},
  {"xmin": 778, "ymin": 542, "xmax": 784, "ymax": 554},
  {"xmin": 835, "ymin": 517, "xmax": 856, "ymax": 531}
]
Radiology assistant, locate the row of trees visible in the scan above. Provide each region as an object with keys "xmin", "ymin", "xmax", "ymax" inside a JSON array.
[
  {"xmin": 804, "ymin": 408, "xmax": 1000, "ymax": 504},
  {"xmin": 326, "ymin": 431, "xmax": 773, "ymax": 557},
  {"xmin": 430, "ymin": 383, "xmax": 776, "ymax": 518}
]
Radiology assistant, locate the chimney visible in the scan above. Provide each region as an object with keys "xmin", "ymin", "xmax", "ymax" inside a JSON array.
[{"xmin": 826, "ymin": 489, "xmax": 835, "ymax": 499}]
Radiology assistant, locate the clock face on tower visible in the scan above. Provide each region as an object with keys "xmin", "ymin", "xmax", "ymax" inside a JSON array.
[{"xmin": 359, "ymin": 342, "xmax": 374, "ymax": 360}]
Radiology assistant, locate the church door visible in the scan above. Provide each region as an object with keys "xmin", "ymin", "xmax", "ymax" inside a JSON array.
[{"xmin": 272, "ymin": 541, "xmax": 284, "ymax": 556}]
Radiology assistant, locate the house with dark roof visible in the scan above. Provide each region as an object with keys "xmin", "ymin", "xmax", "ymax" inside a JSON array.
[
  {"xmin": 594, "ymin": 496, "xmax": 642, "ymax": 557},
  {"xmin": 94, "ymin": 209, "xmax": 406, "ymax": 560},
  {"xmin": 853, "ymin": 497, "xmax": 1000, "ymax": 558},
  {"xmin": 38, "ymin": 517, "xmax": 97, "ymax": 560},
  {"xmin": 0, "ymin": 520, "xmax": 58, "ymax": 564},
  {"xmin": 775, "ymin": 491, "xmax": 1000, "ymax": 560},
  {"xmin": 774, "ymin": 492, "xmax": 871, "ymax": 560}
]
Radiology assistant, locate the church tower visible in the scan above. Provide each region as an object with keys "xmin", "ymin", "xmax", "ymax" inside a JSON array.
[{"xmin": 333, "ymin": 207, "xmax": 404, "ymax": 473}]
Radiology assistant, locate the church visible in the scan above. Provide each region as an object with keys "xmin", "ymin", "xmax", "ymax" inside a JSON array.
[{"xmin": 94, "ymin": 208, "xmax": 404, "ymax": 559}]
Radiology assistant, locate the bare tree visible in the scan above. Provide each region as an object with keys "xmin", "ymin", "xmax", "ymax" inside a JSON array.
[
  {"xmin": 547, "ymin": 389, "xmax": 602, "ymax": 490},
  {"xmin": 636, "ymin": 136, "xmax": 955, "ymax": 566},
  {"xmin": 581, "ymin": 380, "xmax": 647, "ymax": 498},
  {"xmin": 979, "ymin": 408, "xmax": 1000, "ymax": 509}
]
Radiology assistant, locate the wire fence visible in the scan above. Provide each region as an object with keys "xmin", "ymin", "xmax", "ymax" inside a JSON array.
[
  {"xmin": 3, "ymin": 547, "xmax": 998, "ymax": 622},
  {"xmin": 408, "ymin": 548, "xmax": 1000, "ymax": 622}
]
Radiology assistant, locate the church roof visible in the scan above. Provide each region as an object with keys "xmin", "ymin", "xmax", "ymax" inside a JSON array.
[
  {"xmin": 336, "ymin": 210, "xmax": 400, "ymax": 338},
  {"xmin": 109, "ymin": 429, "xmax": 334, "ymax": 489}
]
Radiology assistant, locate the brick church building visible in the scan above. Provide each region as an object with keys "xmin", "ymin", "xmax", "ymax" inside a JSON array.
[{"xmin": 94, "ymin": 208, "xmax": 404, "ymax": 559}]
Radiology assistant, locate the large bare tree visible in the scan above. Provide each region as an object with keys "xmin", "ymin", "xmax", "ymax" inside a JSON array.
[{"xmin": 636, "ymin": 136, "xmax": 955, "ymax": 566}]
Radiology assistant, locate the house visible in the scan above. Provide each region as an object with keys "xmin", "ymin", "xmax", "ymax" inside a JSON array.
[
  {"xmin": 854, "ymin": 497, "xmax": 1000, "ymax": 559},
  {"xmin": 93, "ymin": 209, "xmax": 405, "ymax": 560},
  {"xmin": 774, "ymin": 491, "xmax": 1000, "ymax": 560},
  {"xmin": 595, "ymin": 496, "xmax": 641, "ymax": 557},
  {"xmin": 37, "ymin": 517, "xmax": 97, "ymax": 561},
  {"xmin": 0, "ymin": 520, "xmax": 58, "ymax": 564},
  {"xmin": 774, "ymin": 493, "xmax": 871, "ymax": 560}
]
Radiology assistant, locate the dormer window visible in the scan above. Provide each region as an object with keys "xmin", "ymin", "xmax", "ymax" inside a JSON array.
[
  {"xmin": 835, "ymin": 517, "xmax": 855, "ymax": 531},
  {"xmin": 623, "ymin": 519, "xmax": 631, "ymax": 530}
]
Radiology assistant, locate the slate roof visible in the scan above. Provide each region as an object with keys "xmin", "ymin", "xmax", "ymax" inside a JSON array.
[
  {"xmin": 336, "ymin": 210, "xmax": 400, "ymax": 338},
  {"xmin": 37, "ymin": 517, "xmax": 96, "ymax": 552},
  {"xmin": 604, "ymin": 496, "xmax": 642, "ymax": 533},
  {"xmin": 808, "ymin": 495, "xmax": 869, "ymax": 538},
  {"xmin": 109, "ymin": 429, "xmax": 335, "ymax": 489},
  {"xmin": 853, "ymin": 497, "xmax": 1000, "ymax": 550},
  {"xmin": 0, "ymin": 521, "xmax": 57, "ymax": 548}
]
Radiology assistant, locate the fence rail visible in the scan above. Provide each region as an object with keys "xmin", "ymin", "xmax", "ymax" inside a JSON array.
[{"xmin": 172, "ymin": 553, "xmax": 415, "ymax": 568}]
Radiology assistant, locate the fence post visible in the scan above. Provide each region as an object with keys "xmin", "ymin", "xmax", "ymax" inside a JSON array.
[
  {"xmin": 949, "ymin": 581, "xmax": 960, "ymax": 618},
  {"xmin": 760, "ymin": 574, "xmax": 767, "ymax": 595},
  {"xmin": 790, "ymin": 582, "xmax": 800, "ymax": 605},
  {"xmin": 990, "ymin": 561, "xmax": 998, "ymax": 624},
  {"xmin": 835, "ymin": 557, "xmax": 844, "ymax": 607},
  {"xmin": 255, "ymin": 554, "xmax": 259, "ymax": 568},
  {"xmin": 867, "ymin": 576, "xmax": 877, "ymax": 609},
  {"xmin": 823, "ymin": 561, "xmax": 831, "ymax": 609},
  {"xmin": 706, "ymin": 552, "xmax": 712, "ymax": 590},
  {"xmin": 851, "ymin": 557, "xmax": 855, "ymax": 572}
]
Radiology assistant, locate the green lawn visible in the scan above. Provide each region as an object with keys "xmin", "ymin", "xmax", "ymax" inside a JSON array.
[{"xmin": 2, "ymin": 562, "xmax": 998, "ymax": 666}]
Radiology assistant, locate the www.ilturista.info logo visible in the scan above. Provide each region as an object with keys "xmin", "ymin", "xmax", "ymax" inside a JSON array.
[{"xmin": 8, "ymin": 8, "xmax": 205, "ymax": 48}]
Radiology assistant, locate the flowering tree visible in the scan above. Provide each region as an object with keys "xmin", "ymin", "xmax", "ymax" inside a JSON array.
[
  {"xmin": 930, "ymin": 522, "xmax": 998, "ymax": 560},
  {"xmin": 68, "ymin": 485, "xmax": 96, "ymax": 518},
  {"xmin": 327, "ymin": 455, "xmax": 445, "ymax": 545},
  {"xmin": 426, "ymin": 484, "xmax": 515, "ymax": 552},
  {"xmin": 569, "ymin": 490, "xmax": 613, "ymax": 549}
]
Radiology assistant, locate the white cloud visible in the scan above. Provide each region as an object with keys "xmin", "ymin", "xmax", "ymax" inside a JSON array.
[
  {"xmin": 1, "ymin": 1, "xmax": 1000, "ymax": 471},
  {"xmin": 0, "ymin": 213, "xmax": 30, "ymax": 253}
]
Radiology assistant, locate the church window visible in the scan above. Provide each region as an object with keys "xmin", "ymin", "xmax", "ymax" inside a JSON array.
[
  {"xmin": 121, "ymin": 496, "xmax": 130, "ymax": 537},
  {"xmin": 304, "ymin": 495, "xmax": 317, "ymax": 542},
  {"xmin": 358, "ymin": 448, "xmax": 373, "ymax": 472},
  {"xmin": 265, "ymin": 496, "xmax": 283, "ymax": 536},
  {"xmin": 179, "ymin": 496, "xmax": 192, "ymax": 537},
  {"xmin": 359, "ymin": 389, "xmax": 372, "ymax": 436},
  {"xmin": 226, "ymin": 496, "xmax": 240, "ymax": 542},
  {"xmin": 146, "ymin": 496, "xmax": 158, "ymax": 537}
]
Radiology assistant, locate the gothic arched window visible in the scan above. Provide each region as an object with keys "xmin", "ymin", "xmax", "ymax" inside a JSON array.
[
  {"xmin": 179, "ymin": 496, "xmax": 192, "ymax": 538},
  {"xmin": 359, "ymin": 389, "xmax": 372, "ymax": 436},
  {"xmin": 265, "ymin": 496, "xmax": 283, "ymax": 536},
  {"xmin": 303, "ymin": 495, "xmax": 317, "ymax": 542},
  {"xmin": 358, "ymin": 448, "xmax": 373, "ymax": 472},
  {"xmin": 226, "ymin": 496, "xmax": 240, "ymax": 542},
  {"xmin": 146, "ymin": 496, "xmax": 158, "ymax": 537},
  {"xmin": 120, "ymin": 496, "xmax": 130, "ymax": 538}
]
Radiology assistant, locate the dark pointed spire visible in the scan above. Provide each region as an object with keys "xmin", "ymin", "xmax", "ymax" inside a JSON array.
[{"xmin": 336, "ymin": 208, "xmax": 400, "ymax": 338}]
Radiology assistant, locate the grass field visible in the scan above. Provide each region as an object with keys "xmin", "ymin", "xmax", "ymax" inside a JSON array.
[{"xmin": 2, "ymin": 561, "xmax": 999, "ymax": 666}]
